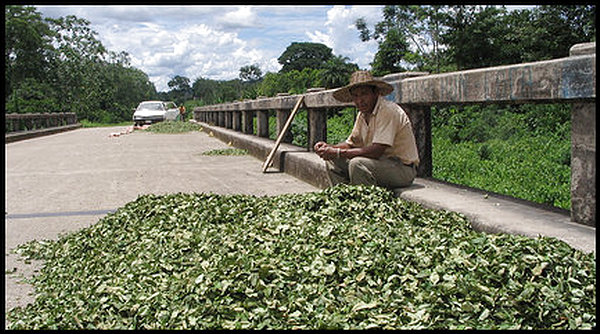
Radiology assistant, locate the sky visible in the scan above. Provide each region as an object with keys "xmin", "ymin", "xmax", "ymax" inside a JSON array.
[{"xmin": 35, "ymin": 5, "xmax": 384, "ymax": 92}]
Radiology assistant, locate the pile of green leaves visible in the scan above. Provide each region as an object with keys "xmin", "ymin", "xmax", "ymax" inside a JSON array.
[
  {"xmin": 7, "ymin": 185, "xmax": 595, "ymax": 330},
  {"xmin": 145, "ymin": 121, "xmax": 203, "ymax": 134},
  {"xmin": 201, "ymin": 148, "xmax": 248, "ymax": 156}
]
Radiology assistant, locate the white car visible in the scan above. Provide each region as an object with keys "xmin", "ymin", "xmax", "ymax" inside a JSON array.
[{"xmin": 133, "ymin": 101, "xmax": 179, "ymax": 126}]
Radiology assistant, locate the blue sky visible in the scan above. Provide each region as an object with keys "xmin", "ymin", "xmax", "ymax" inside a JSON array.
[{"xmin": 35, "ymin": 5, "xmax": 384, "ymax": 92}]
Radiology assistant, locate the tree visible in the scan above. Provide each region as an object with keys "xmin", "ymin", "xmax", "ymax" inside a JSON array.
[
  {"xmin": 192, "ymin": 77, "xmax": 218, "ymax": 105},
  {"xmin": 5, "ymin": 5, "xmax": 157, "ymax": 122},
  {"xmin": 168, "ymin": 75, "xmax": 192, "ymax": 105},
  {"xmin": 370, "ymin": 29, "xmax": 411, "ymax": 76},
  {"xmin": 359, "ymin": 5, "xmax": 595, "ymax": 75},
  {"xmin": 239, "ymin": 64, "xmax": 263, "ymax": 83},
  {"xmin": 277, "ymin": 42, "xmax": 333, "ymax": 73},
  {"xmin": 5, "ymin": 5, "xmax": 54, "ymax": 100},
  {"xmin": 441, "ymin": 6, "xmax": 511, "ymax": 70},
  {"xmin": 519, "ymin": 5, "xmax": 596, "ymax": 62},
  {"xmin": 356, "ymin": 5, "xmax": 425, "ymax": 74},
  {"xmin": 319, "ymin": 55, "xmax": 359, "ymax": 89}
]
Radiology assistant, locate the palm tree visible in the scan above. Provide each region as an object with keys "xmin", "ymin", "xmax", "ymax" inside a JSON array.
[{"xmin": 319, "ymin": 55, "xmax": 359, "ymax": 89}]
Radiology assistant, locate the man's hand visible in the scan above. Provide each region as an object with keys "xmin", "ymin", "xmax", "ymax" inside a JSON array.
[{"xmin": 314, "ymin": 141, "xmax": 336, "ymax": 160}]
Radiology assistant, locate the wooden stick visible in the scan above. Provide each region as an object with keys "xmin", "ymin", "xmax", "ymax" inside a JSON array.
[{"xmin": 262, "ymin": 95, "xmax": 305, "ymax": 172}]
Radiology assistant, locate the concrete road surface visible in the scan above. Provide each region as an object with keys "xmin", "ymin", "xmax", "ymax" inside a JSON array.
[{"xmin": 5, "ymin": 126, "xmax": 318, "ymax": 325}]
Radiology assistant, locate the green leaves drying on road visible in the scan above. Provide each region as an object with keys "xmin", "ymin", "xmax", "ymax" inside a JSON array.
[
  {"xmin": 7, "ymin": 185, "xmax": 595, "ymax": 329},
  {"xmin": 201, "ymin": 148, "xmax": 248, "ymax": 156},
  {"xmin": 145, "ymin": 121, "xmax": 203, "ymax": 133}
]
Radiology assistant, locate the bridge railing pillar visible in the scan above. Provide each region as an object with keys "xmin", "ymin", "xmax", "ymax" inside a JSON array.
[
  {"xmin": 276, "ymin": 108, "xmax": 293, "ymax": 144},
  {"xmin": 232, "ymin": 111, "xmax": 242, "ymax": 131},
  {"xmin": 225, "ymin": 111, "xmax": 232, "ymax": 129},
  {"xmin": 256, "ymin": 109, "xmax": 270, "ymax": 138},
  {"xmin": 242, "ymin": 110, "xmax": 254, "ymax": 135},
  {"xmin": 402, "ymin": 105, "xmax": 432, "ymax": 178},
  {"xmin": 307, "ymin": 107, "xmax": 326, "ymax": 151}
]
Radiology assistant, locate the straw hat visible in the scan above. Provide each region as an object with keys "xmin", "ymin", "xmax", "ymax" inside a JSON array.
[{"xmin": 332, "ymin": 71, "xmax": 394, "ymax": 102}]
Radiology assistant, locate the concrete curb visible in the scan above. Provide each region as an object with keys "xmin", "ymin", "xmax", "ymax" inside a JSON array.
[
  {"xmin": 5, "ymin": 123, "xmax": 82, "ymax": 143},
  {"xmin": 194, "ymin": 120, "xmax": 595, "ymax": 254}
]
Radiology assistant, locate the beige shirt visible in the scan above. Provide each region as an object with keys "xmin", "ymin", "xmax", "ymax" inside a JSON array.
[{"xmin": 346, "ymin": 97, "xmax": 420, "ymax": 166}]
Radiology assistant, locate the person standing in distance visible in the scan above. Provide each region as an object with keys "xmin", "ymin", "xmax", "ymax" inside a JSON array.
[{"xmin": 314, "ymin": 70, "xmax": 419, "ymax": 189}]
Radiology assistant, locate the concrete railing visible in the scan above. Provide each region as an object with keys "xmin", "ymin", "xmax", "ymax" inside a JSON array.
[
  {"xmin": 194, "ymin": 42, "xmax": 596, "ymax": 227},
  {"xmin": 5, "ymin": 112, "xmax": 81, "ymax": 142}
]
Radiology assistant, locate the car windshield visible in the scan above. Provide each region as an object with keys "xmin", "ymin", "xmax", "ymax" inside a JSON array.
[{"xmin": 139, "ymin": 102, "xmax": 164, "ymax": 111}]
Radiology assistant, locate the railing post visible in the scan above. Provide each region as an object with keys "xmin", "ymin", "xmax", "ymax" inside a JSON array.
[
  {"xmin": 225, "ymin": 111, "xmax": 232, "ymax": 129},
  {"xmin": 569, "ymin": 43, "xmax": 596, "ymax": 227},
  {"xmin": 232, "ymin": 111, "xmax": 242, "ymax": 131},
  {"xmin": 307, "ymin": 107, "xmax": 327, "ymax": 151},
  {"xmin": 306, "ymin": 88, "xmax": 326, "ymax": 151},
  {"xmin": 217, "ymin": 111, "xmax": 225, "ymax": 127},
  {"xmin": 402, "ymin": 105, "xmax": 432, "ymax": 177},
  {"xmin": 242, "ymin": 110, "xmax": 254, "ymax": 134},
  {"xmin": 571, "ymin": 101, "xmax": 595, "ymax": 226},
  {"xmin": 256, "ymin": 109, "xmax": 270, "ymax": 138},
  {"xmin": 276, "ymin": 93, "xmax": 293, "ymax": 143},
  {"xmin": 276, "ymin": 108, "xmax": 293, "ymax": 143}
]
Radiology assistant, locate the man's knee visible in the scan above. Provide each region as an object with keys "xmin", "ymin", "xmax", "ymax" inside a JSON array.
[{"xmin": 348, "ymin": 157, "xmax": 376, "ymax": 185}]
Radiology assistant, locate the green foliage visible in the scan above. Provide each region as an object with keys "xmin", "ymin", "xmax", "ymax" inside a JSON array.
[
  {"xmin": 4, "ymin": 5, "xmax": 157, "ymax": 123},
  {"xmin": 278, "ymin": 42, "xmax": 333, "ymax": 73},
  {"xmin": 358, "ymin": 5, "xmax": 595, "ymax": 73},
  {"xmin": 239, "ymin": 64, "xmax": 263, "ymax": 83},
  {"xmin": 318, "ymin": 56, "xmax": 360, "ymax": 89},
  {"xmin": 256, "ymin": 68, "xmax": 323, "ymax": 97},
  {"xmin": 167, "ymin": 75, "xmax": 193, "ymax": 105},
  {"xmin": 326, "ymin": 108, "xmax": 356, "ymax": 145},
  {"xmin": 431, "ymin": 104, "xmax": 572, "ymax": 209},
  {"xmin": 6, "ymin": 185, "xmax": 595, "ymax": 329},
  {"xmin": 370, "ymin": 29, "xmax": 411, "ymax": 76},
  {"xmin": 4, "ymin": 5, "xmax": 55, "ymax": 99},
  {"xmin": 190, "ymin": 77, "xmax": 246, "ymax": 106},
  {"xmin": 80, "ymin": 120, "xmax": 133, "ymax": 128}
]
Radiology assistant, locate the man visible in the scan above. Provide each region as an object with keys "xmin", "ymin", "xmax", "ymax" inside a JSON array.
[
  {"xmin": 179, "ymin": 105, "xmax": 187, "ymax": 122},
  {"xmin": 314, "ymin": 70, "xmax": 419, "ymax": 189}
]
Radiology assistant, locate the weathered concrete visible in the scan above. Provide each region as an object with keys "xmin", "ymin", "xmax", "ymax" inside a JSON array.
[
  {"xmin": 196, "ymin": 120, "xmax": 595, "ymax": 254},
  {"xmin": 568, "ymin": 44, "xmax": 596, "ymax": 226},
  {"xmin": 5, "ymin": 123, "xmax": 82, "ymax": 143},
  {"xmin": 396, "ymin": 54, "xmax": 595, "ymax": 104},
  {"xmin": 5, "ymin": 126, "xmax": 318, "ymax": 324},
  {"xmin": 570, "ymin": 101, "xmax": 596, "ymax": 226}
]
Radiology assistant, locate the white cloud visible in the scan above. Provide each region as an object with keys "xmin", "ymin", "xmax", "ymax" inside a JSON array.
[
  {"xmin": 306, "ymin": 5, "xmax": 381, "ymax": 70},
  {"xmin": 217, "ymin": 6, "xmax": 261, "ymax": 29},
  {"xmin": 35, "ymin": 5, "xmax": 383, "ymax": 92}
]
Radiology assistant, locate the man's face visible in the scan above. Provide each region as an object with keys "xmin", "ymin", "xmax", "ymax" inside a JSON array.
[{"xmin": 350, "ymin": 85, "xmax": 378, "ymax": 114}]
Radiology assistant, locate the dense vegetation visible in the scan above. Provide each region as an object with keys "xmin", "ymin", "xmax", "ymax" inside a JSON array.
[
  {"xmin": 7, "ymin": 185, "xmax": 595, "ymax": 329},
  {"xmin": 5, "ymin": 6, "xmax": 156, "ymax": 123},
  {"xmin": 431, "ymin": 103, "xmax": 572, "ymax": 210}
]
